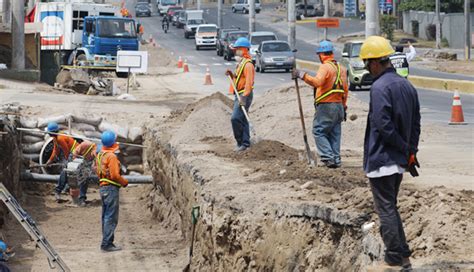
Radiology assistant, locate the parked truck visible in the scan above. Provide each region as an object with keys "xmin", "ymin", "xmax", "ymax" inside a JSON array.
[
  {"xmin": 34, "ymin": 1, "xmax": 139, "ymax": 77},
  {"xmin": 183, "ymin": 10, "xmax": 204, "ymax": 39}
]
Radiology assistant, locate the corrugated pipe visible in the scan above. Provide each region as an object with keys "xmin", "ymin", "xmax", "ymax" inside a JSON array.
[{"xmin": 20, "ymin": 171, "xmax": 153, "ymax": 184}]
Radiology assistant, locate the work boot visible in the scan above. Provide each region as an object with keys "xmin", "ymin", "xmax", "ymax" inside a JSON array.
[
  {"xmin": 54, "ymin": 192, "xmax": 61, "ymax": 203},
  {"xmin": 402, "ymin": 257, "xmax": 412, "ymax": 270},
  {"xmin": 234, "ymin": 145, "xmax": 247, "ymax": 152},
  {"xmin": 77, "ymin": 199, "xmax": 87, "ymax": 207},
  {"xmin": 101, "ymin": 244, "xmax": 122, "ymax": 252}
]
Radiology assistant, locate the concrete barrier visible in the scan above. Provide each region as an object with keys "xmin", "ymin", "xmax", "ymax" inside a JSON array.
[{"xmin": 296, "ymin": 59, "xmax": 474, "ymax": 94}]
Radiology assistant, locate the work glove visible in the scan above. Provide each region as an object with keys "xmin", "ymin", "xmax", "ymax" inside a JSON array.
[
  {"xmin": 291, "ymin": 68, "xmax": 305, "ymax": 80},
  {"xmin": 225, "ymin": 69, "xmax": 235, "ymax": 79},
  {"xmin": 239, "ymin": 95, "xmax": 247, "ymax": 107},
  {"xmin": 407, "ymin": 153, "xmax": 420, "ymax": 177}
]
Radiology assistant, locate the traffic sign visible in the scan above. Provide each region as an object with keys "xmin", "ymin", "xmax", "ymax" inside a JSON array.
[{"xmin": 316, "ymin": 18, "xmax": 340, "ymax": 28}]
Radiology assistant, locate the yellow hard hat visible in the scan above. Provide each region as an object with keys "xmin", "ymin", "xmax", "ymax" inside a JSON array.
[{"xmin": 360, "ymin": 36, "xmax": 395, "ymax": 60}]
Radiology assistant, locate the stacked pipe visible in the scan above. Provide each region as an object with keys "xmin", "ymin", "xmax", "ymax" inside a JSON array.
[{"xmin": 19, "ymin": 114, "xmax": 145, "ymax": 174}]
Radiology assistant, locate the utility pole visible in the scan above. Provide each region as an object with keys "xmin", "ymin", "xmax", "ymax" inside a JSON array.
[
  {"xmin": 288, "ymin": 0, "xmax": 296, "ymax": 49},
  {"xmin": 249, "ymin": 0, "xmax": 255, "ymax": 32},
  {"xmin": 197, "ymin": 0, "xmax": 201, "ymax": 10},
  {"xmin": 465, "ymin": 0, "xmax": 471, "ymax": 60},
  {"xmin": 435, "ymin": 0, "xmax": 441, "ymax": 49},
  {"xmin": 323, "ymin": 0, "xmax": 329, "ymax": 40},
  {"xmin": 217, "ymin": 0, "xmax": 222, "ymax": 28},
  {"xmin": 12, "ymin": 0, "xmax": 25, "ymax": 70},
  {"xmin": 365, "ymin": 0, "xmax": 379, "ymax": 37}
]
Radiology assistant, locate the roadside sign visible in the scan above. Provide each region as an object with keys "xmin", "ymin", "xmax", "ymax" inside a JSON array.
[
  {"xmin": 316, "ymin": 18, "xmax": 340, "ymax": 28},
  {"xmin": 116, "ymin": 50, "xmax": 148, "ymax": 73}
]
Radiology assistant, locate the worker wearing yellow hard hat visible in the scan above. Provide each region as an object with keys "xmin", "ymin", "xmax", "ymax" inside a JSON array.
[{"xmin": 361, "ymin": 36, "xmax": 421, "ymax": 271}]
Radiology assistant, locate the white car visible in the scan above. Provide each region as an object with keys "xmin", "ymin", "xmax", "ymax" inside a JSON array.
[
  {"xmin": 195, "ymin": 24, "xmax": 218, "ymax": 50},
  {"xmin": 249, "ymin": 31, "xmax": 277, "ymax": 61},
  {"xmin": 231, "ymin": 0, "xmax": 261, "ymax": 14}
]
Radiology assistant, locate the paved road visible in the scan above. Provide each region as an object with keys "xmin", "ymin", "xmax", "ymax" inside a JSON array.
[{"xmin": 131, "ymin": 2, "xmax": 474, "ymax": 125}]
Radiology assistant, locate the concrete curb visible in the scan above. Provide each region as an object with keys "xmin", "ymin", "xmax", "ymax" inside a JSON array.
[{"xmin": 296, "ymin": 59, "xmax": 474, "ymax": 93}]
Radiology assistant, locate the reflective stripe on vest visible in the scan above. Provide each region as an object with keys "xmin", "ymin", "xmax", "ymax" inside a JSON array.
[
  {"xmin": 315, "ymin": 62, "xmax": 345, "ymax": 104},
  {"xmin": 234, "ymin": 59, "xmax": 254, "ymax": 94},
  {"xmin": 96, "ymin": 152, "xmax": 122, "ymax": 188},
  {"xmin": 83, "ymin": 143, "xmax": 95, "ymax": 159},
  {"xmin": 70, "ymin": 140, "xmax": 78, "ymax": 153}
]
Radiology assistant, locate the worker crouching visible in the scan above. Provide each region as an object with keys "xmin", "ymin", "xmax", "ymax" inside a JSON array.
[
  {"xmin": 225, "ymin": 37, "xmax": 255, "ymax": 152},
  {"xmin": 292, "ymin": 41, "xmax": 349, "ymax": 168},
  {"xmin": 96, "ymin": 131, "xmax": 128, "ymax": 252}
]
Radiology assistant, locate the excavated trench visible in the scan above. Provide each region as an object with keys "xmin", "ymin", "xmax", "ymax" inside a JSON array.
[{"xmin": 144, "ymin": 92, "xmax": 473, "ymax": 271}]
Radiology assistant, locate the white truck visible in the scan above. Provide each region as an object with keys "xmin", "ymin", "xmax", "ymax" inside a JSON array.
[
  {"xmin": 183, "ymin": 10, "xmax": 204, "ymax": 39},
  {"xmin": 195, "ymin": 24, "xmax": 218, "ymax": 50},
  {"xmin": 156, "ymin": 0, "xmax": 179, "ymax": 16}
]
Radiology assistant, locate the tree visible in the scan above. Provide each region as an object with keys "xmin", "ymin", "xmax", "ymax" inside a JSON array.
[{"xmin": 399, "ymin": 0, "xmax": 471, "ymax": 13}]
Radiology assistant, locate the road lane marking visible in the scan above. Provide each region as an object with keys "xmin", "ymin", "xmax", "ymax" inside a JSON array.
[{"xmin": 212, "ymin": 63, "xmax": 223, "ymax": 66}]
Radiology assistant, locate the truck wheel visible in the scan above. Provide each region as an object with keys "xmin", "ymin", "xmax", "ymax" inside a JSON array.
[
  {"xmin": 76, "ymin": 54, "xmax": 89, "ymax": 66},
  {"xmin": 115, "ymin": 72, "xmax": 129, "ymax": 78},
  {"xmin": 184, "ymin": 32, "xmax": 188, "ymax": 39},
  {"xmin": 242, "ymin": 8, "xmax": 247, "ymax": 14},
  {"xmin": 232, "ymin": 7, "xmax": 236, "ymax": 13},
  {"xmin": 196, "ymin": 45, "xmax": 200, "ymax": 50}
]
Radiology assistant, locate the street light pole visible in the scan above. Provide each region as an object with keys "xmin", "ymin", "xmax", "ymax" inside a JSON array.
[
  {"xmin": 435, "ymin": 0, "xmax": 441, "ymax": 49},
  {"xmin": 288, "ymin": 0, "xmax": 296, "ymax": 49},
  {"xmin": 465, "ymin": 0, "xmax": 471, "ymax": 60},
  {"xmin": 365, "ymin": 0, "xmax": 379, "ymax": 37},
  {"xmin": 217, "ymin": 0, "xmax": 222, "ymax": 28},
  {"xmin": 249, "ymin": 0, "xmax": 255, "ymax": 32},
  {"xmin": 12, "ymin": 0, "xmax": 25, "ymax": 70}
]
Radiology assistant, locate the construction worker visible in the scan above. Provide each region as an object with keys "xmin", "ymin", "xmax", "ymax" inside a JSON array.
[
  {"xmin": 96, "ymin": 131, "xmax": 128, "ymax": 252},
  {"xmin": 390, "ymin": 41, "xmax": 416, "ymax": 78},
  {"xmin": 45, "ymin": 122, "xmax": 79, "ymax": 202},
  {"xmin": 72, "ymin": 140, "xmax": 100, "ymax": 207},
  {"xmin": 225, "ymin": 37, "xmax": 255, "ymax": 152},
  {"xmin": 292, "ymin": 40, "xmax": 349, "ymax": 168},
  {"xmin": 360, "ymin": 36, "xmax": 421, "ymax": 270}
]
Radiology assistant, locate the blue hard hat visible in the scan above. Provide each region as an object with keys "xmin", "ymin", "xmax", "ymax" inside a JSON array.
[
  {"xmin": 0, "ymin": 241, "xmax": 7, "ymax": 252},
  {"xmin": 101, "ymin": 131, "xmax": 116, "ymax": 147},
  {"xmin": 316, "ymin": 40, "xmax": 334, "ymax": 53},
  {"xmin": 47, "ymin": 122, "xmax": 59, "ymax": 133},
  {"xmin": 233, "ymin": 37, "xmax": 251, "ymax": 49}
]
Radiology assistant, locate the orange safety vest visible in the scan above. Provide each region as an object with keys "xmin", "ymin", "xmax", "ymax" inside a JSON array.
[
  {"xmin": 95, "ymin": 152, "xmax": 123, "ymax": 188},
  {"xmin": 234, "ymin": 58, "xmax": 254, "ymax": 94},
  {"xmin": 315, "ymin": 62, "xmax": 345, "ymax": 104}
]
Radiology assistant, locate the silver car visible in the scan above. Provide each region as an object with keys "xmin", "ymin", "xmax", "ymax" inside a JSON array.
[
  {"xmin": 232, "ymin": 0, "xmax": 261, "ymax": 14},
  {"xmin": 255, "ymin": 41, "xmax": 296, "ymax": 73}
]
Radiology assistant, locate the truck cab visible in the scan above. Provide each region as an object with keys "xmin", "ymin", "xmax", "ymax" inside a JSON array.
[
  {"xmin": 79, "ymin": 16, "xmax": 139, "ymax": 67},
  {"xmin": 157, "ymin": 0, "xmax": 179, "ymax": 16}
]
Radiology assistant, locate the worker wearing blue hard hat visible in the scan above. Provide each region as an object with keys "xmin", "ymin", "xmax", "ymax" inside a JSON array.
[
  {"xmin": 292, "ymin": 40, "xmax": 349, "ymax": 168},
  {"xmin": 225, "ymin": 37, "xmax": 256, "ymax": 152},
  {"xmin": 95, "ymin": 130, "xmax": 128, "ymax": 252}
]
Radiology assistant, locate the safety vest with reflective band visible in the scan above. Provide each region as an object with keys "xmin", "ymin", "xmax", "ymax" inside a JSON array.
[
  {"xmin": 95, "ymin": 151, "xmax": 123, "ymax": 188},
  {"xmin": 234, "ymin": 58, "xmax": 254, "ymax": 94},
  {"xmin": 390, "ymin": 53, "xmax": 409, "ymax": 78},
  {"xmin": 70, "ymin": 140, "xmax": 78, "ymax": 154},
  {"xmin": 82, "ymin": 143, "xmax": 95, "ymax": 160},
  {"xmin": 315, "ymin": 62, "xmax": 345, "ymax": 104}
]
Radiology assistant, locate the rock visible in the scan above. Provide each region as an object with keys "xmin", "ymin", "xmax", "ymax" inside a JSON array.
[
  {"xmin": 300, "ymin": 181, "xmax": 316, "ymax": 190},
  {"xmin": 349, "ymin": 114, "xmax": 358, "ymax": 121},
  {"xmin": 279, "ymin": 169, "xmax": 287, "ymax": 175}
]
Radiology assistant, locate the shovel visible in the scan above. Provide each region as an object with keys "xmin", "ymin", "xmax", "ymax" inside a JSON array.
[
  {"xmin": 227, "ymin": 75, "xmax": 259, "ymax": 143},
  {"xmin": 183, "ymin": 206, "xmax": 200, "ymax": 272},
  {"xmin": 293, "ymin": 74, "xmax": 316, "ymax": 166}
]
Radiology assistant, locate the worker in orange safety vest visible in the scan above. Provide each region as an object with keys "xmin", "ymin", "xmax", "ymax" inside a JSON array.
[
  {"xmin": 292, "ymin": 40, "xmax": 349, "ymax": 168},
  {"xmin": 95, "ymin": 130, "xmax": 128, "ymax": 252}
]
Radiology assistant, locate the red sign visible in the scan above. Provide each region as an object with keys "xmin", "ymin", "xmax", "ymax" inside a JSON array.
[{"xmin": 316, "ymin": 18, "xmax": 340, "ymax": 28}]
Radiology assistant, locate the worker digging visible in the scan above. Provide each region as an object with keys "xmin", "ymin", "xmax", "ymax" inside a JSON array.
[
  {"xmin": 225, "ymin": 37, "xmax": 256, "ymax": 152},
  {"xmin": 292, "ymin": 40, "xmax": 349, "ymax": 168}
]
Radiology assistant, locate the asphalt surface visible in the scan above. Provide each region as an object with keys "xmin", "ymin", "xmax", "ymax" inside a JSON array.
[{"xmin": 131, "ymin": 2, "xmax": 474, "ymax": 125}]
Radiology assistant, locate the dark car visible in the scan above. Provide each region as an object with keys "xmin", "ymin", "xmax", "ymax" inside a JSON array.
[
  {"xmin": 216, "ymin": 27, "xmax": 240, "ymax": 56},
  {"xmin": 167, "ymin": 6, "xmax": 182, "ymax": 21},
  {"xmin": 176, "ymin": 11, "xmax": 186, "ymax": 28},
  {"xmin": 223, "ymin": 30, "xmax": 249, "ymax": 61},
  {"xmin": 255, "ymin": 41, "xmax": 296, "ymax": 73},
  {"xmin": 135, "ymin": 3, "xmax": 151, "ymax": 17},
  {"xmin": 172, "ymin": 10, "xmax": 184, "ymax": 26}
]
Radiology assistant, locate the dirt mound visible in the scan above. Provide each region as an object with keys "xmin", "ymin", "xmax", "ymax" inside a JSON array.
[
  {"xmin": 143, "ymin": 43, "xmax": 177, "ymax": 68},
  {"xmin": 223, "ymin": 140, "xmax": 300, "ymax": 161},
  {"xmin": 169, "ymin": 92, "xmax": 234, "ymax": 145}
]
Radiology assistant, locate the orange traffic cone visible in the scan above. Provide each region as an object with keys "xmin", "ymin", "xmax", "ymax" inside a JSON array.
[
  {"xmin": 177, "ymin": 56, "xmax": 183, "ymax": 69},
  {"xmin": 450, "ymin": 90, "xmax": 466, "ymax": 125},
  {"xmin": 204, "ymin": 66, "xmax": 213, "ymax": 85},
  {"xmin": 183, "ymin": 59, "xmax": 189, "ymax": 73}
]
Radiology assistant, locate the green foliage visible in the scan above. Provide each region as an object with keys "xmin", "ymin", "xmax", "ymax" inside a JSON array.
[
  {"xmin": 399, "ymin": 0, "xmax": 469, "ymax": 13},
  {"xmin": 380, "ymin": 15, "xmax": 397, "ymax": 41},
  {"xmin": 441, "ymin": 37, "xmax": 449, "ymax": 47}
]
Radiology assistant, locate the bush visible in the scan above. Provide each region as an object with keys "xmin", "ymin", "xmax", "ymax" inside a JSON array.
[
  {"xmin": 441, "ymin": 37, "xmax": 449, "ymax": 47},
  {"xmin": 411, "ymin": 20, "xmax": 419, "ymax": 37},
  {"xmin": 380, "ymin": 15, "xmax": 397, "ymax": 41},
  {"xmin": 426, "ymin": 24, "xmax": 436, "ymax": 41}
]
